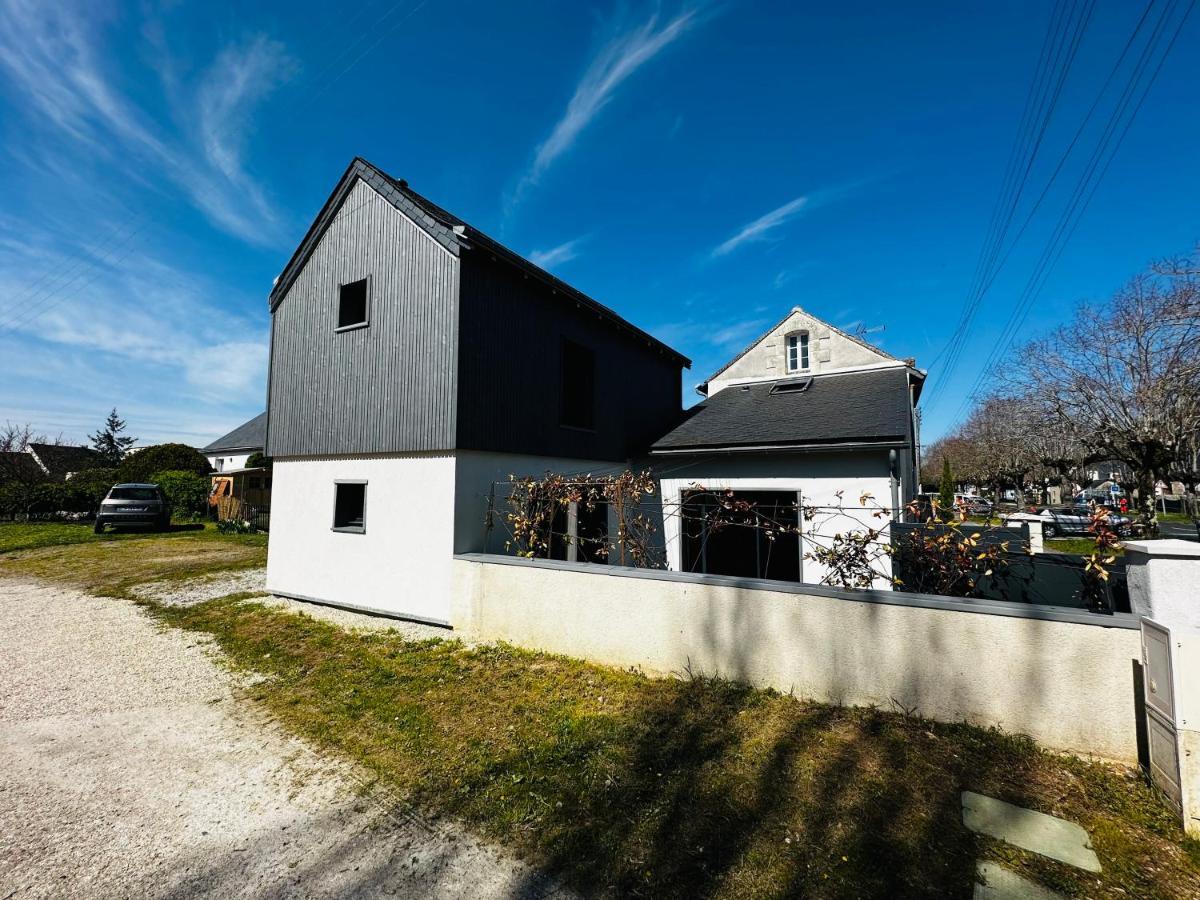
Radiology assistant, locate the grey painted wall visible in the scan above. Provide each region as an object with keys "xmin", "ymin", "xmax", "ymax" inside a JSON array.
[{"xmin": 267, "ymin": 180, "xmax": 460, "ymax": 456}]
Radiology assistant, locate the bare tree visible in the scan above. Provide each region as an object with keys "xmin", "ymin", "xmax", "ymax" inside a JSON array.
[{"xmin": 1008, "ymin": 254, "xmax": 1200, "ymax": 525}]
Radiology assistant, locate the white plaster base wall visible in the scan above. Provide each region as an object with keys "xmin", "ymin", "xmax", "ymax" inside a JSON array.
[
  {"xmin": 452, "ymin": 556, "xmax": 1142, "ymax": 761},
  {"xmin": 267, "ymin": 454, "xmax": 458, "ymax": 623},
  {"xmin": 660, "ymin": 472, "xmax": 896, "ymax": 587}
]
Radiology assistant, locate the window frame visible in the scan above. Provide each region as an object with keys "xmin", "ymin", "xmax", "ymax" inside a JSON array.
[
  {"xmin": 335, "ymin": 276, "xmax": 371, "ymax": 333},
  {"xmin": 331, "ymin": 479, "xmax": 368, "ymax": 534},
  {"xmin": 785, "ymin": 331, "xmax": 810, "ymax": 373}
]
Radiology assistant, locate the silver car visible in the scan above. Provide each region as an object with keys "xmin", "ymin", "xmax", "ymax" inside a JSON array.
[
  {"xmin": 1038, "ymin": 505, "xmax": 1130, "ymax": 537},
  {"xmin": 94, "ymin": 483, "xmax": 170, "ymax": 533}
]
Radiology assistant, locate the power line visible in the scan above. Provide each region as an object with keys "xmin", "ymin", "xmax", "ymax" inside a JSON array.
[
  {"xmin": 950, "ymin": 0, "xmax": 1195, "ymax": 421},
  {"xmin": 924, "ymin": 0, "xmax": 1094, "ymax": 409}
]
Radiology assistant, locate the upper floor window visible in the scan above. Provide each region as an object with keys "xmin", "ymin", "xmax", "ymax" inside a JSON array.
[
  {"xmin": 337, "ymin": 277, "xmax": 370, "ymax": 330},
  {"xmin": 560, "ymin": 338, "xmax": 596, "ymax": 430},
  {"xmin": 786, "ymin": 332, "xmax": 810, "ymax": 372}
]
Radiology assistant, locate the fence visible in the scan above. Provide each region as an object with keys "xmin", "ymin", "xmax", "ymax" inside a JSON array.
[
  {"xmin": 890, "ymin": 521, "xmax": 1129, "ymax": 612},
  {"xmin": 451, "ymin": 553, "xmax": 1142, "ymax": 762}
]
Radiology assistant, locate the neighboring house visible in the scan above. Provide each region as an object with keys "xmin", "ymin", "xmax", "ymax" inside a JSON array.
[
  {"xmin": 0, "ymin": 450, "xmax": 46, "ymax": 484},
  {"xmin": 202, "ymin": 412, "xmax": 267, "ymax": 472},
  {"xmin": 203, "ymin": 412, "xmax": 271, "ymax": 512},
  {"xmin": 651, "ymin": 307, "xmax": 924, "ymax": 585},
  {"xmin": 26, "ymin": 443, "xmax": 104, "ymax": 481},
  {"xmin": 263, "ymin": 158, "xmax": 689, "ymax": 623}
]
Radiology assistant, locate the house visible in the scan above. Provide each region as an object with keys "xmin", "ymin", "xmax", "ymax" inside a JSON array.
[
  {"xmin": 26, "ymin": 443, "xmax": 104, "ymax": 481},
  {"xmin": 202, "ymin": 412, "xmax": 266, "ymax": 472},
  {"xmin": 263, "ymin": 158, "xmax": 688, "ymax": 623},
  {"xmin": 203, "ymin": 412, "xmax": 272, "ymax": 513},
  {"xmin": 651, "ymin": 308, "xmax": 924, "ymax": 585}
]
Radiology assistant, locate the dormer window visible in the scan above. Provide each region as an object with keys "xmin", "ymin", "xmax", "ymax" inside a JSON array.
[{"xmin": 786, "ymin": 332, "xmax": 809, "ymax": 373}]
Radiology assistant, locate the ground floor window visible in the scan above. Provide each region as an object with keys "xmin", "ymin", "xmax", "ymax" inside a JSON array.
[
  {"xmin": 332, "ymin": 481, "xmax": 366, "ymax": 533},
  {"xmin": 680, "ymin": 489, "xmax": 801, "ymax": 581},
  {"xmin": 548, "ymin": 499, "xmax": 609, "ymax": 563}
]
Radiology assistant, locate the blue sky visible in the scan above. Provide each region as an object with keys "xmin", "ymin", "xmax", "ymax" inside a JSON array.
[{"xmin": 1, "ymin": 1, "xmax": 1197, "ymax": 447}]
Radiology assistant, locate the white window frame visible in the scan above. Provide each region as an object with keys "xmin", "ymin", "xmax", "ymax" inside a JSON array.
[
  {"xmin": 785, "ymin": 332, "xmax": 810, "ymax": 373},
  {"xmin": 335, "ymin": 275, "xmax": 371, "ymax": 333}
]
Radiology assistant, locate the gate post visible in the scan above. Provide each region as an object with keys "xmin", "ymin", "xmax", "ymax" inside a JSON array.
[{"xmin": 1127, "ymin": 539, "xmax": 1200, "ymax": 835}]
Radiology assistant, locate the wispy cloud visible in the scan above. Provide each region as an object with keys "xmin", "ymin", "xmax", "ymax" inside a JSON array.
[
  {"xmin": 509, "ymin": 7, "xmax": 702, "ymax": 210},
  {"xmin": 0, "ymin": 0, "xmax": 296, "ymax": 245},
  {"xmin": 712, "ymin": 195, "xmax": 808, "ymax": 258},
  {"xmin": 528, "ymin": 237, "xmax": 584, "ymax": 270},
  {"xmin": 0, "ymin": 221, "xmax": 268, "ymax": 443}
]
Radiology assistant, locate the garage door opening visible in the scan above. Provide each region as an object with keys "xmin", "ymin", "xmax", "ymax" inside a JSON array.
[{"xmin": 680, "ymin": 489, "xmax": 801, "ymax": 582}]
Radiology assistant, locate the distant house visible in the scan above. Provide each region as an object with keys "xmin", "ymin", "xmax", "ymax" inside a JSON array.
[
  {"xmin": 263, "ymin": 158, "xmax": 688, "ymax": 624},
  {"xmin": 202, "ymin": 412, "xmax": 266, "ymax": 472},
  {"xmin": 26, "ymin": 443, "xmax": 104, "ymax": 481},
  {"xmin": 652, "ymin": 307, "xmax": 924, "ymax": 585},
  {"xmin": 203, "ymin": 412, "xmax": 271, "ymax": 513}
]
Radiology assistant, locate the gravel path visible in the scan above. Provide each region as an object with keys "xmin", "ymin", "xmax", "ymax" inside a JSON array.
[{"xmin": 0, "ymin": 577, "xmax": 571, "ymax": 899}]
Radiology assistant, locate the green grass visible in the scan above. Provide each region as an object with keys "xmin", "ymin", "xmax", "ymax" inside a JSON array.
[
  {"xmin": 0, "ymin": 521, "xmax": 266, "ymax": 594},
  {"xmin": 6, "ymin": 525, "xmax": 1198, "ymax": 897},
  {"xmin": 1158, "ymin": 512, "xmax": 1196, "ymax": 524},
  {"xmin": 146, "ymin": 596, "xmax": 1200, "ymax": 899},
  {"xmin": 1045, "ymin": 537, "xmax": 1126, "ymax": 556}
]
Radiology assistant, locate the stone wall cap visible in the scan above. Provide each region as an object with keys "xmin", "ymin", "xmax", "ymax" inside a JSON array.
[{"xmin": 1123, "ymin": 539, "xmax": 1200, "ymax": 558}]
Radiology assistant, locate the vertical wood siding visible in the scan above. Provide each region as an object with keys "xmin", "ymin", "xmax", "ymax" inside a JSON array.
[
  {"xmin": 267, "ymin": 180, "xmax": 459, "ymax": 456},
  {"xmin": 455, "ymin": 251, "xmax": 685, "ymax": 461}
]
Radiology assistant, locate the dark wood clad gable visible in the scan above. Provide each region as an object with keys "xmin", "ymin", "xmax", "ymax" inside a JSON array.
[{"xmin": 455, "ymin": 250, "xmax": 685, "ymax": 461}]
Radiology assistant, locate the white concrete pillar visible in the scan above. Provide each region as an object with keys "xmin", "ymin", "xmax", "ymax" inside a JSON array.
[
  {"xmin": 1126, "ymin": 540, "xmax": 1200, "ymax": 625},
  {"xmin": 1024, "ymin": 520, "xmax": 1043, "ymax": 555},
  {"xmin": 1128, "ymin": 539, "xmax": 1200, "ymax": 835}
]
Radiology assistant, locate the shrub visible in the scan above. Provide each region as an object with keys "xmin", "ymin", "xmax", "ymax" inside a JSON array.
[
  {"xmin": 66, "ymin": 467, "xmax": 120, "ymax": 512},
  {"xmin": 118, "ymin": 443, "xmax": 211, "ymax": 483},
  {"xmin": 246, "ymin": 452, "xmax": 271, "ymax": 469},
  {"xmin": 152, "ymin": 470, "xmax": 210, "ymax": 518}
]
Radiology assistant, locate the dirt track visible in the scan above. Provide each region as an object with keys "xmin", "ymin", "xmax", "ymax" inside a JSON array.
[{"xmin": 0, "ymin": 578, "xmax": 570, "ymax": 899}]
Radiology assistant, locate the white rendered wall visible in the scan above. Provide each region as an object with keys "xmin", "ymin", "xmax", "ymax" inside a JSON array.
[
  {"xmin": 452, "ymin": 557, "xmax": 1142, "ymax": 761},
  {"xmin": 660, "ymin": 471, "xmax": 896, "ymax": 587},
  {"xmin": 208, "ymin": 452, "xmax": 253, "ymax": 472},
  {"xmin": 267, "ymin": 453, "xmax": 457, "ymax": 624}
]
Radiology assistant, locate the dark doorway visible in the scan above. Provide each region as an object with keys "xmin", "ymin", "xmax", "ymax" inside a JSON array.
[{"xmin": 680, "ymin": 489, "xmax": 801, "ymax": 581}]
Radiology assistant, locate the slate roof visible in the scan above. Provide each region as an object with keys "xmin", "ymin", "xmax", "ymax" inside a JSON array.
[
  {"xmin": 0, "ymin": 450, "xmax": 44, "ymax": 482},
  {"xmin": 651, "ymin": 367, "xmax": 915, "ymax": 453},
  {"xmin": 268, "ymin": 157, "xmax": 689, "ymax": 368},
  {"xmin": 203, "ymin": 412, "xmax": 267, "ymax": 453},
  {"xmin": 27, "ymin": 443, "xmax": 104, "ymax": 478}
]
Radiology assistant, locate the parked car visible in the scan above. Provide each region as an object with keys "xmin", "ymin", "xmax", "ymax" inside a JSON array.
[
  {"xmin": 962, "ymin": 495, "xmax": 994, "ymax": 516},
  {"xmin": 1034, "ymin": 505, "xmax": 1131, "ymax": 538},
  {"xmin": 94, "ymin": 483, "xmax": 170, "ymax": 533}
]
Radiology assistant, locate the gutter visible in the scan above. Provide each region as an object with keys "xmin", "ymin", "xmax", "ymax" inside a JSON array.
[{"xmin": 650, "ymin": 439, "xmax": 910, "ymax": 456}]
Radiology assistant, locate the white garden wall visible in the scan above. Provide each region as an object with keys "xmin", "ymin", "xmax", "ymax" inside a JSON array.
[
  {"xmin": 268, "ymin": 453, "xmax": 458, "ymax": 624},
  {"xmin": 451, "ymin": 554, "xmax": 1143, "ymax": 762}
]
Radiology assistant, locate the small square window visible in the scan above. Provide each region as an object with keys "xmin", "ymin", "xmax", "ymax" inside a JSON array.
[
  {"xmin": 337, "ymin": 278, "xmax": 369, "ymax": 330},
  {"xmin": 332, "ymin": 482, "xmax": 366, "ymax": 532}
]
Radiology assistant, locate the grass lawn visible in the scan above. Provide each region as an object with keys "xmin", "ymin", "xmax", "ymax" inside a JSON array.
[
  {"xmin": 1045, "ymin": 537, "xmax": 1126, "ymax": 556},
  {"xmin": 1158, "ymin": 511, "xmax": 1196, "ymax": 524},
  {"xmin": 0, "ymin": 521, "xmax": 266, "ymax": 594},
  {"xmin": 4, "ymin": 523, "xmax": 1198, "ymax": 897}
]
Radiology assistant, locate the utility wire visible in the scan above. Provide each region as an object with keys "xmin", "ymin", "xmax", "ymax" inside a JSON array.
[{"xmin": 950, "ymin": 0, "xmax": 1194, "ymax": 421}]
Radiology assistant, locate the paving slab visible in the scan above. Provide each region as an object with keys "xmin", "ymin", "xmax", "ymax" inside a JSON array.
[
  {"xmin": 962, "ymin": 791, "xmax": 1101, "ymax": 873},
  {"xmin": 973, "ymin": 862, "xmax": 1065, "ymax": 899}
]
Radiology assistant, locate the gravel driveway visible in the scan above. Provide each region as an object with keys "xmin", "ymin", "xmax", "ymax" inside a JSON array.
[{"xmin": 0, "ymin": 577, "xmax": 571, "ymax": 899}]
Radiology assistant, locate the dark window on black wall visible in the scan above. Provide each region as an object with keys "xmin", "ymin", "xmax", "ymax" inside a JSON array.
[
  {"xmin": 337, "ymin": 278, "xmax": 369, "ymax": 329},
  {"xmin": 560, "ymin": 339, "xmax": 595, "ymax": 429}
]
